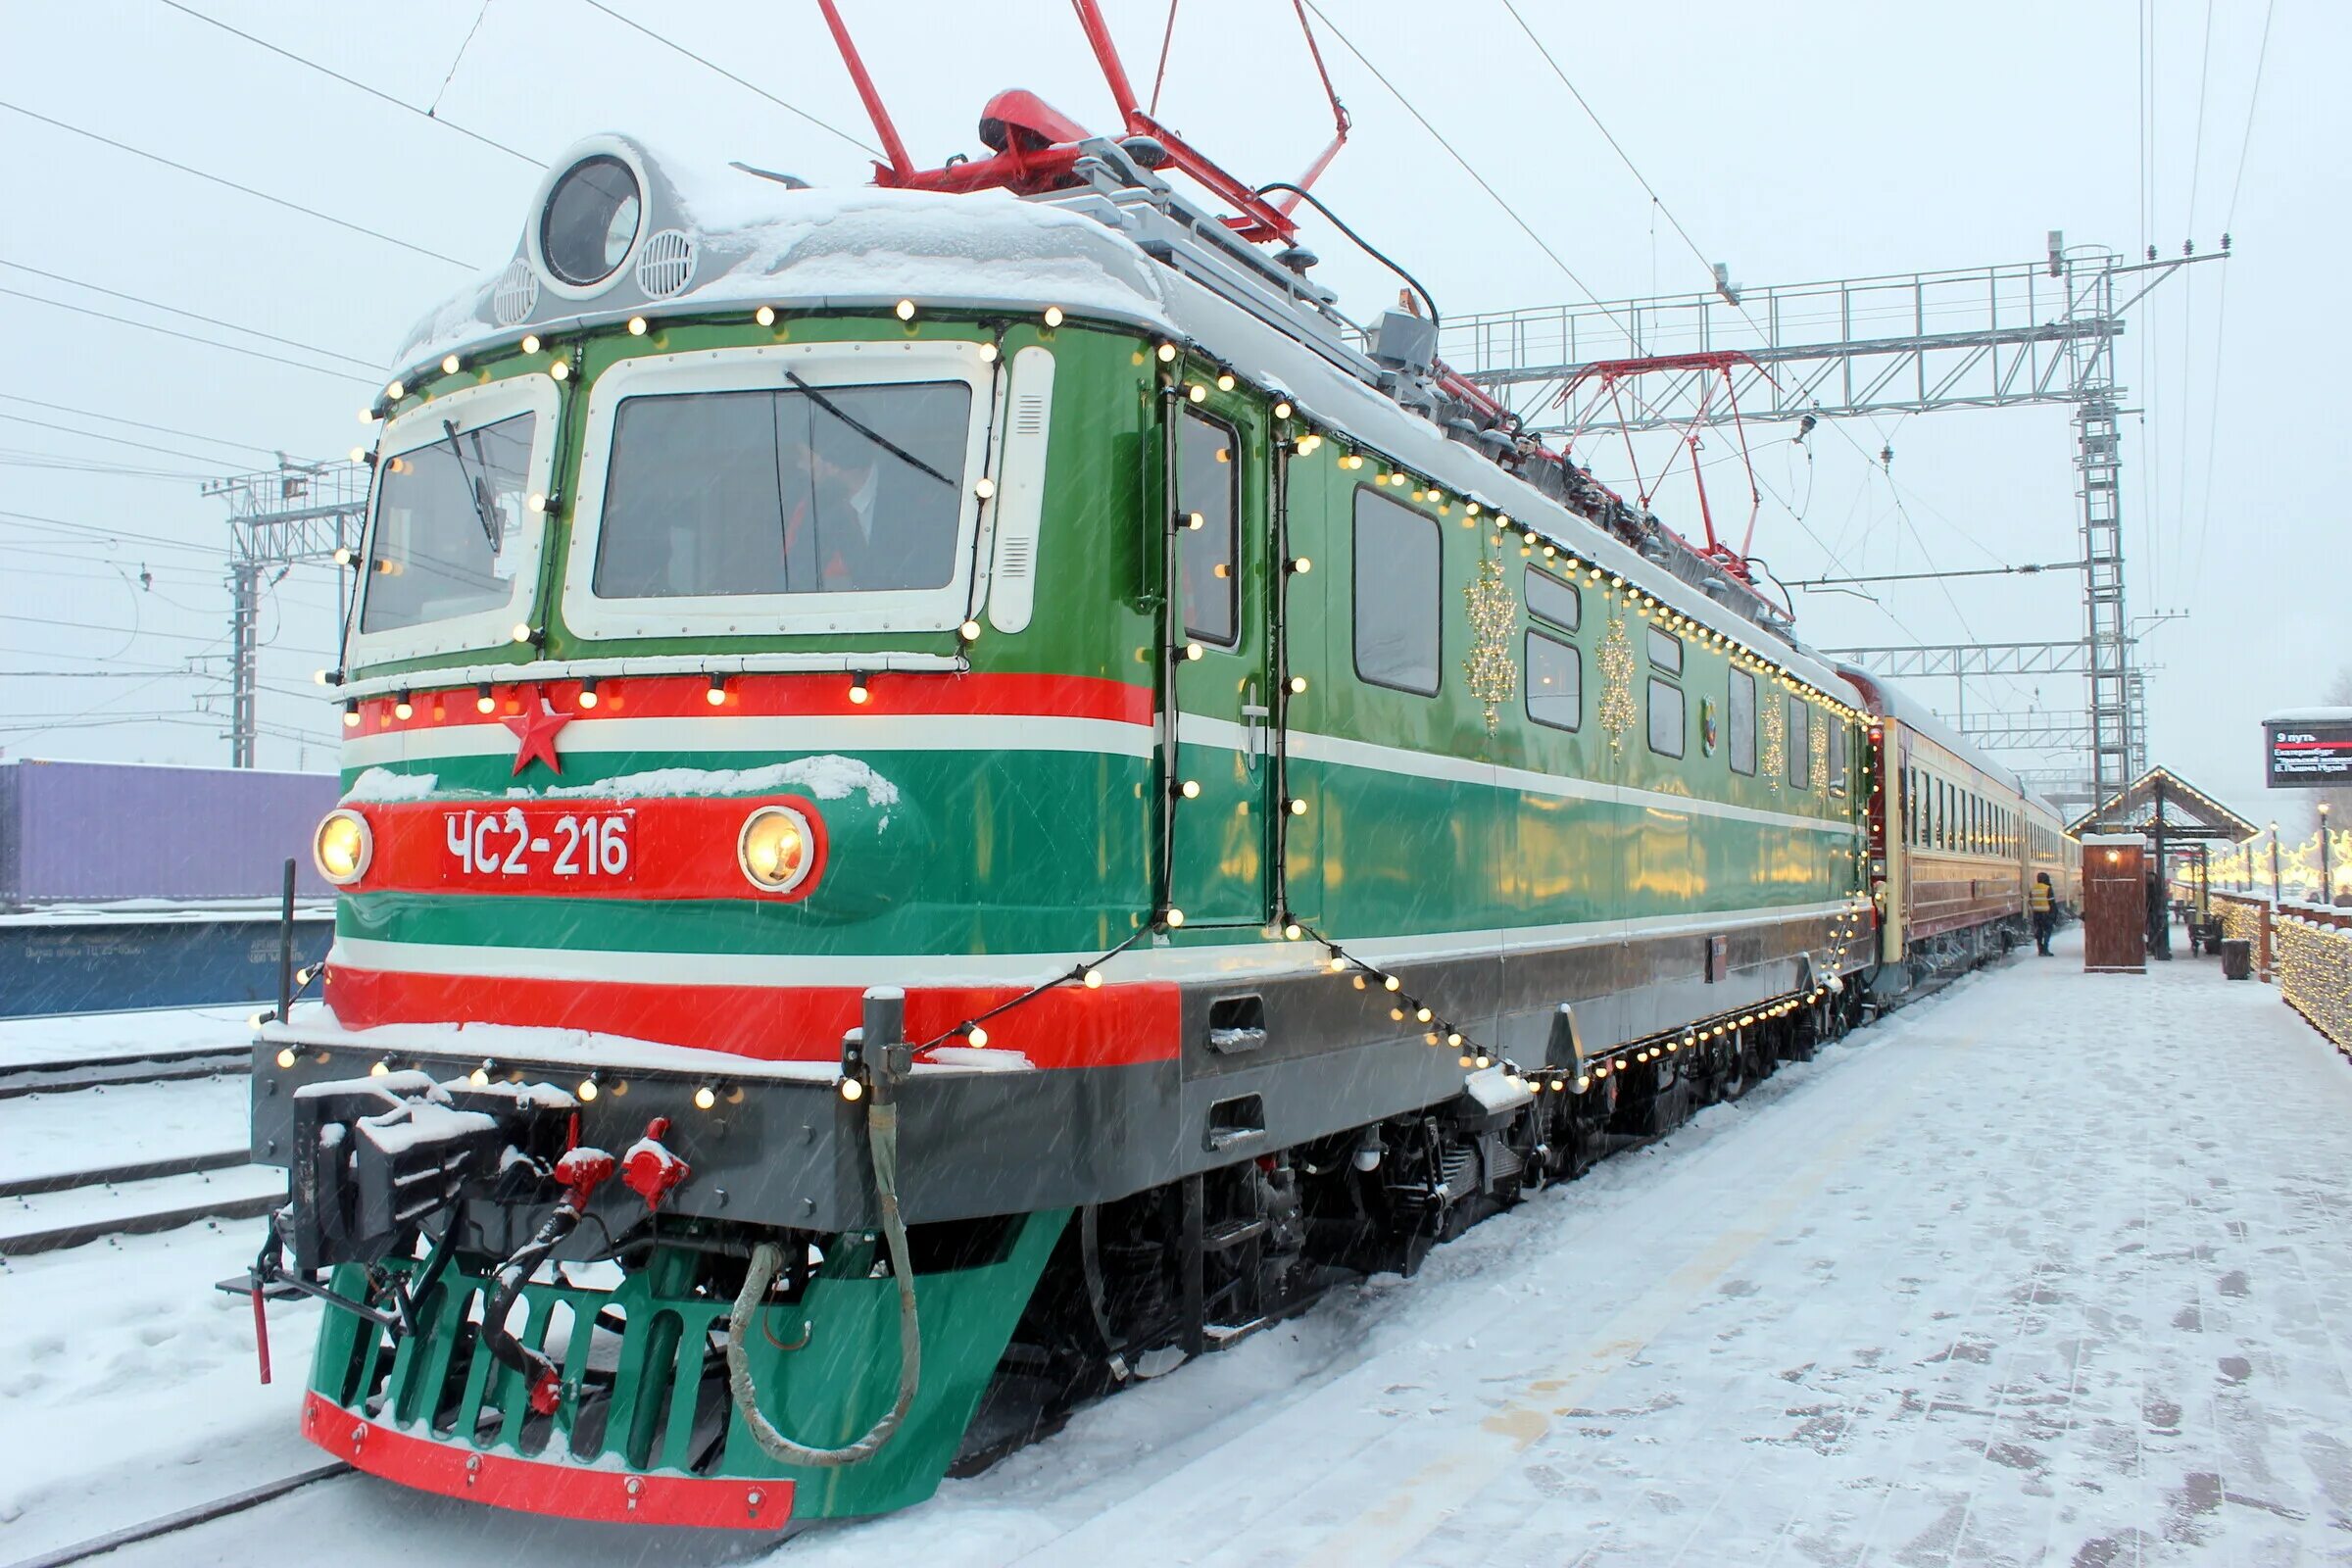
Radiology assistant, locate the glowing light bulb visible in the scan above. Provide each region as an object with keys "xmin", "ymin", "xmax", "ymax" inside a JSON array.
[
  {"xmin": 895, "ymin": 299, "xmax": 916, "ymax": 320},
  {"xmin": 1288, "ymin": 675, "xmax": 1307, "ymax": 694},
  {"xmin": 1164, "ymin": 907, "xmax": 1185, "ymax": 928},
  {"xmin": 840, "ymin": 1076, "xmax": 863, "ymax": 1102},
  {"xmin": 1184, "ymin": 642, "xmax": 1203, "ymax": 662},
  {"xmin": 1180, "ymin": 779, "xmax": 1201, "ymax": 799},
  {"xmin": 385, "ymin": 379, "xmax": 405, "ymax": 400},
  {"xmin": 1273, "ymin": 400, "xmax": 1293, "ymax": 419},
  {"xmin": 275, "ymin": 1047, "xmax": 296, "ymax": 1068},
  {"xmin": 966, "ymin": 1025, "xmax": 989, "ymax": 1047},
  {"xmin": 521, "ymin": 333, "xmax": 542, "ymax": 354},
  {"xmin": 1156, "ymin": 342, "xmax": 1178, "ymax": 362},
  {"xmin": 1383, "ymin": 975, "xmax": 1400, "ymax": 992},
  {"xmin": 694, "ymin": 1084, "xmax": 717, "ymax": 1110},
  {"xmin": 1283, "ymin": 921, "xmax": 1302, "ymax": 940},
  {"xmin": 627, "ymin": 316, "xmax": 648, "ymax": 336},
  {"xmin": 550, "ymin": 359, "xmax": 569, "ymax": 380},
  {"xmin": 442, "ymin": 354, "xmax": 462, "ymax": 375},
  {"xmin": 1043, "ymin": 305, "xmax": 1064, "ymax": 327},
  {"xmin": 1291, "ymin": 556, "xmax": 1311, "ymax": 573},
  {"xmin": 1083, "ymin": 968, "xmax": 1103, "ymax": 988},
  {"xmin": 577, "ymin": 1077, "xmax": 599, "ymax": 1102},
  {"xmin": 974, "ymin": 476, "xmax": 996, "ymax": 500},
  {"xmin": 958, "ymin": 619, "xmax": 982, "ymax": 642},
  {"xmin": 1288, "ymin": 798, "xmax": 1308, "ymax": 816},
  {"xmin": 393, "ymin": 696, "xmax": 414, "ymax": 720},
  {"xmin": 1187, "ymin": 383, "xmax": 1206, "ymax": 404}
]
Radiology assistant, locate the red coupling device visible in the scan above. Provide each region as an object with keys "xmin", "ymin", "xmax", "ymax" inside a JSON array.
[
  {"xmin": 554, "ymin": 1145, "xmax": 615, "ymax": 1208},
  {"xmin": 621, "ymin": 1117, "xmax": 692, "ymax": 1211}
]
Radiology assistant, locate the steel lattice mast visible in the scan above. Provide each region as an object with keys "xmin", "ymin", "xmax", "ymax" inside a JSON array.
[
  {"xmin": 1442, "ymin": 238, "xmax": 2223, "ymax": 806},
  {"xmin": 201, "ymin": 459, "xmax": 367, "ymax": 767}
]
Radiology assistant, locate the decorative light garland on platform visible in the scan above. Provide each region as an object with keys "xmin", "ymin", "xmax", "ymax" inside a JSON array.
[{"xmin": 2278, "ymin": 913, "xmax": 2352, "ymax": 1054}]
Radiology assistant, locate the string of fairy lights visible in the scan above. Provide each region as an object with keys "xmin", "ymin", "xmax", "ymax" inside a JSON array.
[
  {"xmin": 340, "ymin": 301, "xmax": 1881, "ymax": 1097},
  {"xmin": 2277, "ymin": 913, "xmax": 2352, "ymax": 1055}
]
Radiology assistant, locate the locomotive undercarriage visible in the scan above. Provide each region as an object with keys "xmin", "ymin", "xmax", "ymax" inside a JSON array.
[{"xmin": 253, "ymin": 944, "xmax": 1870, "ymax": 1526}]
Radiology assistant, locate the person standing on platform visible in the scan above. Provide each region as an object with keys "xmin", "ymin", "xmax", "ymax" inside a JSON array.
[{"xmin": 2031, "ymin": 871, "xmax": 2058, "ymax": 956}]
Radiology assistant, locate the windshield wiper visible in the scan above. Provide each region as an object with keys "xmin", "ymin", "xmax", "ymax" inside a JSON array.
[
  {"xmin": 781, "ymin": 371, "xmax": 955, "ymax": 487},
  {"xmin": 441, "ymin": 418, "xmax": 505, "ymax": 552}
]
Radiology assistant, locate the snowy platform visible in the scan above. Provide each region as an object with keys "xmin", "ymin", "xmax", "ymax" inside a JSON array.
[{"xmin": 9, "ymin": 932, "xmax": 2352, "ymax": 1565}]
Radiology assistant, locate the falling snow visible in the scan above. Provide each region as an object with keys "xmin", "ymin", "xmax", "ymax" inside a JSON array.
[{"xmin": 10, "ymin": 936, "xmax": 2352, "ymax": 1564}]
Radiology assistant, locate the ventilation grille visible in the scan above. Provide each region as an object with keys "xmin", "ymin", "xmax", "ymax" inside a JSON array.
[
  {"xmin": 492, "ymin": 259, "xmax": 539, "ymax": 326},
  {"xmin": 633, "ymin": 229, "xmax": 698, "ymax": 299},
  {"xmin": 1010, "ymin": 390, "xmax": 1050, "ymax": 438},
  {"xmin": 996, "ymin": 536, "xmax": 1034, "ymax": 582}
]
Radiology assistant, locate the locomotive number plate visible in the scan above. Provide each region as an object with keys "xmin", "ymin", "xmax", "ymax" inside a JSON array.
[{"xmin": 442, "ymin": 805, "xmax": 635, "ymax": 887}]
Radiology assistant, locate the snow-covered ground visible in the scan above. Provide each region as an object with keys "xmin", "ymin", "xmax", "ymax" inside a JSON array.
[
  {"xmin": 0, "ymin": 1003, "xmax": 253, "ymax": 1072},
  {"xmin": 8, "ymin": 929, "xmax": 2352, "ymax": 1566}
]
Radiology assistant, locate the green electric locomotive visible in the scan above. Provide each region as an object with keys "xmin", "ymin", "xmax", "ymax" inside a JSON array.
[{"xmin": 247, "ymin": 15, "xmax": 1910, "ymax": 1532}]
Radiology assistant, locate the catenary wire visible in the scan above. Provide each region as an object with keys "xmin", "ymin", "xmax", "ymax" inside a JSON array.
[
  {"xmin": 576, "ymin": 1, "xmax": 882, "ymax": 161},
  {"xmin": 153, "ymin": 0, "xmax": 543, "ymax": 169},
  {"xmin": 0, "ymin": 287, "xmax": 379, "ymax": 385},
  {"xmin": 0, "ymin": 392, "xmax": 321, "ymax": 466},
  {"xmin": 0, "ymin": 98, "xmax": 478, "ymax": 270},
  {"xmin": 0, "ymin": 259, "xmax": 382, "ymax": 369}
]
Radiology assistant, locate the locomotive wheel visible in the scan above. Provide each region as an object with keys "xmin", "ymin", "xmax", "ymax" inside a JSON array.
[{"xmin": 1716, "ymin": 1037, "xmax": 1752, "ymax": 1102}]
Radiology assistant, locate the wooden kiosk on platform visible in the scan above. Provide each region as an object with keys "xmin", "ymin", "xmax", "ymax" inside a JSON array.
[
  {"xmin": 2069, "ymin": 766, "xmax": 2260, "ymax": 974},
  {"xmin": 2081, "ymin": 833, "xmax": 2150, "ymax": 973}
]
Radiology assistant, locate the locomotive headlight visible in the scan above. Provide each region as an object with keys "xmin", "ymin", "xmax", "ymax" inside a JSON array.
[
  {"xmin": 314, "ymin": 809, "xmax": 371, "ymax": 886},
  {"xmin": 738, "ymin": 805, "xmax": 816, "ymax": 895}
]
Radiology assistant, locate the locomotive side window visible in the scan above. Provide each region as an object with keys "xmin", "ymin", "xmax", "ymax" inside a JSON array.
[
  {"xmin": 1352, "ymin": 487, "xmax": 1441, "ymax": 696},
  {"xmin": 1177, "ymin": 411, "xmax": 1240, "ymax": 647},
  {"xmin": 1645, "ymin": 625, "xmax": 1683, "ymax": 675},
  {"xmin": 1527, "ymin": 566, "xmax": 1581, "ymax": 632},
  {"xmin": 1645, "ymin": 626, "xmax": 1684, "ymax": 758},
  {"xmin": 1728, "ymin": 667, "xmax": 1757, "ymax": 775},
  {"xmin": 1647, "ymin": 676, "xmax": 1686, "ymax": 758},
  {"xmin": 1830, "ymin": 721, "xmax": 1849, "ymax": 796},
  {"xmin": 362, "ymin": 411, "xmax": 538, "ymax": 633},
  {"xmin": 1526, "ymin": 629, "xmax": 1581, "ymax": 731},
  {"xmin": 594, "ymin": 381, "xmax": 971, "ymax": 598},
  {"xmin": 1786, "ymin": 696, "xmax": 1810, "ymax": 790}
]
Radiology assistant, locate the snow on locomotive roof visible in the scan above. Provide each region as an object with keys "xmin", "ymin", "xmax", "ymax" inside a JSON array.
[
  {"xmin": 394, "ymin": 133, "xmax": 1176, "ymax": 371},
  {"xmin": 395, "ymin": 134, "xmax": 1860, "ymax": 701}
]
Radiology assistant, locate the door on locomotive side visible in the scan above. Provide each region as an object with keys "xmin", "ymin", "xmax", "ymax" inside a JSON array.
[{"xmin": 1166, "ymin": 391, "xmax": 1276, "ymax": 928}]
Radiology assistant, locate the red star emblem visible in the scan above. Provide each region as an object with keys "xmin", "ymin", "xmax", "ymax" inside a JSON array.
[{"xmin": 502, "ymin": 688, "xmax": 572, "ymax": 776}]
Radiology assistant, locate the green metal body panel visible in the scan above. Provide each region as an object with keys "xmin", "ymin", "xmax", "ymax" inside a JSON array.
[
  {"xmin": 310, "ymin": 1208, "xmax": 1067, "ymax": 1519},
  {"xmin": 341, "ymin": 315, "xmax": 1862, "ymax": 968}
]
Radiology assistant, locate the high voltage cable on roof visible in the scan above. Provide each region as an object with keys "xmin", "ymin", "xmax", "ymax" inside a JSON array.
[
  {"xmin": 0, "ymin": 259, "xmax": 381, "ymax": 369},
  {"xmin": 0, "ymin": 392, "xmax": 320, "ymax": 465},
  {"xmin": 153, "ymin": 0, "xmax": 544, "ymax": 170},
  {"xmin": 0, "ymin": 99, "xmax": 478, "ymax": 270},
  {"xmin": 577, "ymin": 0, "xmax": 882, "ymax": 161},
  {"xmin": 0, "ymin": 287, "xmax": 378, "ymax": 385}
]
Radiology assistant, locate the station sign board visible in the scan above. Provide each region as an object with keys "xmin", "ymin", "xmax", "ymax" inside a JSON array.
[{"xmin": 2263, "ymin": 716, "xmax": 2352, "ymax": 788}]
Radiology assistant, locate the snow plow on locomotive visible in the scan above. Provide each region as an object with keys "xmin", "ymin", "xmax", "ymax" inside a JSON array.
[{"xmin": 241, "ymin": 7, "xmax": 2054, "ymax": 1534}]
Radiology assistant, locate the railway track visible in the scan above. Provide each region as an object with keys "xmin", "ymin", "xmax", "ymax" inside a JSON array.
[
  {"xmin": 7, "ymin": 1463, "xmax": 352, "ymax": 1568},
  {"xmin": 0, "ymin": 1151, "xmax": 276, "ymax": 1257},
  {"xmin": 0, "ymin": 1042, "xmax": 250, "ymax": 1101}
]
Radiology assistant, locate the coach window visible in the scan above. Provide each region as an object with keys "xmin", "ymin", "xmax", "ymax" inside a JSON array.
[
  {"xmin": 1177, "ymin": 411, "xmax": 1239, "ymax": 647},
  {"xmin": 1786, "ymin": 696, "xmax": 1809, "ymax": 790},
  {"xmin": 1352, "ymin": 486, "xmax": 1441, "ymax": 695},
  {"xmin": 1728, "ymin": 667, "xmax": 1757, "ymax": 775},
  {"xmin": 1830, "ymin": 720, "xmax": 1849, "ymax": 796},
  {"xmin": 1527, "ymin": 565, "xmax": 1582, "ymax": 632},
  {"xmin": 1526, "ymin": 629, "xmax": 1581, "ymax": 730},
  {"xmin": 1646, "ymin": 627, "xmax": 1685, "ymax": 759}
]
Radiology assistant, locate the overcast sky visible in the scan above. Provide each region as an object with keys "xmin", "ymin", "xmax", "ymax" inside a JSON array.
[{"xmin": 1, "ymin": 0, "xmax": 2336, "ymax": 828}]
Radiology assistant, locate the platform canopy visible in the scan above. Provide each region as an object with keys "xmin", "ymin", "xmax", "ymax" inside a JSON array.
[{"xmin": 2066, "ymin": 764, "xmax": 2259, "ymax": 843}]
